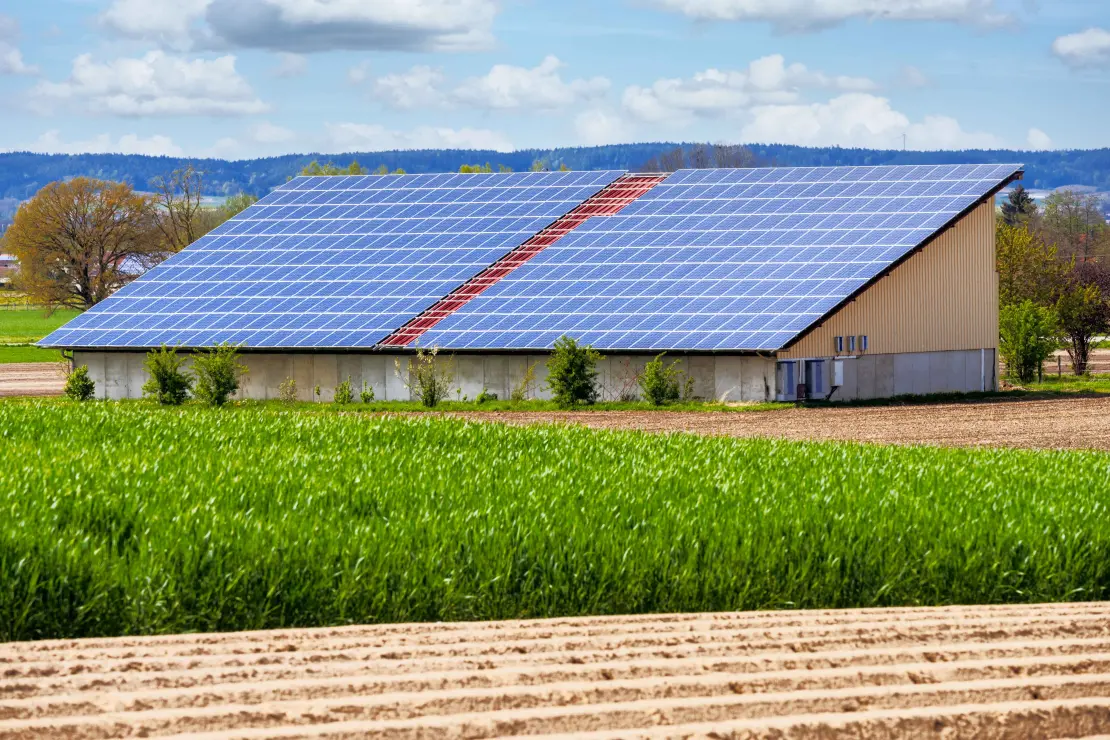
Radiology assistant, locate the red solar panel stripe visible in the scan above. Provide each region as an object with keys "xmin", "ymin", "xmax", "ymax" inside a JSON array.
[{"xmin": 379, "ymin": 173, "xmax": 666, "ymax": 347}]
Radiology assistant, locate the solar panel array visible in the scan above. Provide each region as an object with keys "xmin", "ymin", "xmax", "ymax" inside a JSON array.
[
  {"xmin": 42, "ymin": 170, "xmax": 623, "ymax": 349},
  {"xmin": 419, "ymin": 163, "xmax": 1021, "ymax": 351}
]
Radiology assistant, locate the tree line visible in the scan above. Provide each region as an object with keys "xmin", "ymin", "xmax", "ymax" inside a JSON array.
[{"xmin": 997, "ymin": 184, "xmax": 1110, "ymax": 380}]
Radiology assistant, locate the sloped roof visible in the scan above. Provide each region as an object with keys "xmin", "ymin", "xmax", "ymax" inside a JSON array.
[{"xmin": 42, "ymin": 164, "xmax": 1021, "ymax": 352}]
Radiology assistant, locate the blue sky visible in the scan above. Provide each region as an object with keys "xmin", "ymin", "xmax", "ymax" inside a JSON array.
[{"xmin": 0, "ymin": 0, "xmax": 1107, "ymax": 158}]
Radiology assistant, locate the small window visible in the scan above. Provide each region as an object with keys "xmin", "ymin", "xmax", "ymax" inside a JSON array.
[
  {"xmin": 834, "ymin": 336, "xmax": 844, "ymax": 353},
  {"xmin": 848, "ymin": 335, "xmax": 856, "ymax": 353},
  {"xmin": 860, "ymin": 335, "xmax": 869, "ymax": 352}
]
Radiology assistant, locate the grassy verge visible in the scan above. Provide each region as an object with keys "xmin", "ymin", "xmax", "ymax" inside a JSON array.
[
  {"xmin": 248, "ymin": 398, "xmax": 790, "ymax": 413},
  {"xmin": 0, "ymin": 345, "xmax": 64, "ymax": 364},
  {"xmin": 0, "ymin": 308, "xmax": 80, "ymax": 344},
  {"xmin": 2, "ymin": 402, "xmax": 1108, "ymax": 641}
]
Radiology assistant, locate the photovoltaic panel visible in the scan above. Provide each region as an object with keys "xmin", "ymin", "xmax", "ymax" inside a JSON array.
[
  {"xmin": 419, "ymin": 163, "xmax": 1022, "ymax": 352},
  {"xmin": 41, "ymin": 170, "xmax": 624, "ymax": 349}
]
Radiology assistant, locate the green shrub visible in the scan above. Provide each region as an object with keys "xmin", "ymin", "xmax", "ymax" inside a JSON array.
[
  {"xmin": 360, "ymin": 382, "xmax": 375, "ymax": 404},
  {"xmin": 141, "ymin": 346, "xmax": 192, "ymax": 405},
  {"xmin": 63, "ymin": 365, "xmax": 95, "ymax": 402},
  {"xmin": 476, "ymin": 387, "xmax": 497, "ymax": 404},
  {"xmin": 278, "ymin": 377, "xmax": 297, "ymax": 405},
  {"xmin": 638, "ymin": 353, "xmax": 682, "ymax": 405},
  {"xmin": 334, "ymin": 376, "xmax": 354, "ymax": 405},
  {"xmin": 1000, "ymin": 301, "xmax": 1059, "ymax": 383},
  {"xmin": 396, "ymin": 347, "xmax": 454, "ymax": 408},
  {"xmin": 546, "ymin": 335, "xmax": 603, "ymax": 408},
  {"xmin": 191, "ymin": 343, "xmax": 248, "ymax": 407}
]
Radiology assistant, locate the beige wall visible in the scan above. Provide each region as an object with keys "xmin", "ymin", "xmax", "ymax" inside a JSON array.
[{"xmin": 780, "ymin": 200, "xmax": 998, "ymax": 360}]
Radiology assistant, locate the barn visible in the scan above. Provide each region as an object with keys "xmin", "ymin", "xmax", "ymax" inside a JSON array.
[{"xmin": 41, "ymin": 163, "xmax": 1022, "ymax": 403}]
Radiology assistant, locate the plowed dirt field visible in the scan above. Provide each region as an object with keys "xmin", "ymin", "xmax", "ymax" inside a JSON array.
[
  {"xmin": 3, "ymin": 602, "xmax": 1110, "ymax": 739},
  {"xmin": 451, "ymin": 396, "xmax": 1110, "ymax": 451},
  {"xmin": 0, "ymin": 362, "xmax": 65, "ymax": 397}
]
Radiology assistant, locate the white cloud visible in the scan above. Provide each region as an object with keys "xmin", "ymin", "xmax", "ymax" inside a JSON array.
[
  {"xmin": 622, "ymin": 55, "xmax": 876, "ymax": 125},
  {"xmin": 325, "ymin": 122, "xmax": 513, "ymax": 152},
  {"xmin": 1027, "ymin": 127, "xmax": 1053, "ymax": 150},
  {"xmin": 740, "ymin": 93, "xmax": 1003, "ymax": 149},
  {"xmin": 0, "ymin": 15, "xmax": 37, "ymax": 76},
  {"xmin": 452, "ymin": 56, "xmax": 610, "ymax": 111},
  {"xmin": 272, "ymin": 52, "xmax": 307, "ymax": 78},
  {"xmin": 31, "ymin": 51, "xmax": 269, "ymax": 117},
  {"xmin": 102, "ymin": 0, "xmax": 499, "ymax": 53},
  {"xmin": 27, "ymin": 130, "xmax": 185, "ymax": 156},
  {"xmin": 347, "ymin": 61, "xmax": 372, "ymax": 85},
  {"xmin": 250, "ymin": 121, "xmax": 296, "ymax": 144},
  {"xmin": 99, "ymin": 0, "xmax": 210, "ymax": 48},
  {"xmin": 896, "ymin": 65, "xmax": 931, "ymax": 88},
  {"xmin": 1052, "ymin": 27, "xmax": 1110, "ymax": 68},
  {"xmin": 651, "ymin": 0, "xmax": 1013, "ymax": 31},
  {"xmin": 372, "ymin": 65, "xmax": 446, "ymax": 109},
  {"xmin": 575, "ymin": 109, "xmax": 635, "ymax": 146}
]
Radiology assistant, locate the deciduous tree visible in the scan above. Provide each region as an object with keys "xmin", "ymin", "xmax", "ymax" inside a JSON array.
[
  {"xmin": 6, "ymin": 177, "xmax": 159, "ymax": 310},
  {"xmin": 1042, "ymin": 189, "xmax": 1108, "ymax": 262},
  {"xmin": 1056, "ymin": 262, "xmax": 1110, "ymax": 375},
  {"xmin": 996, "ymin": 222, "xmax": 1071, "ymax": 307}
]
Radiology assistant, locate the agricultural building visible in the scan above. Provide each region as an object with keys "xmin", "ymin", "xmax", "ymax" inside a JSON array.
[{"xmin": 41, "ymin": 163, "xmax": 1022, "ymax": 402}]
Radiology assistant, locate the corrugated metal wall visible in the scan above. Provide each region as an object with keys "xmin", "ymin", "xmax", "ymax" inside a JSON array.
[{"xmin": 780, "ymin": 200, "xmax": 998, "ymax": 360}]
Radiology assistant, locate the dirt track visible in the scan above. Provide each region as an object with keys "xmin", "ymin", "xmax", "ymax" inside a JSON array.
[
  {"xmin": 0, "ymin": 362, "xmax": 66, "ymax": 397},
  {"xmin": 451, "ymin": 396, "xmax": 1110, "ymax": 452},
  {"xmin": 2, "ymin": 602, "xmax": 1110, "ymax": 739}
]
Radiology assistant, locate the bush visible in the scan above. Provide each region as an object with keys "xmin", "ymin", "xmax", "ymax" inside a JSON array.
[
  {"xmin": 360, "ymin": 382, "xmax": 375, "ymax": 404},
  {"xmin": 1000, "ymin": 301, "xmax": 1059, "ymax": 383},
  {"xmin": 141, "ymin": 346, "xmax": 192, "ymax": 405},
  {"xmin": 396, "ymin": 347, "xmax": 454, "ymax": 407},
  {"xmin": 510, "ymin": 362, "xmax": 537, "ymax": 402},
  {"xmin": 192, "ymin": 343, "xmax": 248, "ymax": 407},
  {"xmin": 63, "ymin": 365, "xmax": 95, "ymax": 402},
  {"xmin": 638, "ymin": 353, "xmax": 683, "ymax": 405},
  {"xmin": 476, "ymin": 388, "xmax": 497, "ymax": 404},
  {"xmin": 278, "ymin": 377, "xmax": 297, "ymax": 405},
  {"xmin": 546, "ymin": 335, "xmax": 603, "ymax": 408},
  {"xmin": 334, "ymin": 376, "xmax": 354, "ymax": 405}
]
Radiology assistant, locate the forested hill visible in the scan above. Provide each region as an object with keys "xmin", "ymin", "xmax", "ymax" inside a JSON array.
[{"xmin": 1, "ymin": 143, "xmax": 1108, "ymax": 202}]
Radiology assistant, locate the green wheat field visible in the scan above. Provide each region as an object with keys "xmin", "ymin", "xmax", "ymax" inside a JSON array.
[{"xmin": 1, "ymin": 401, "xmax": 1108, "ymax": 641}]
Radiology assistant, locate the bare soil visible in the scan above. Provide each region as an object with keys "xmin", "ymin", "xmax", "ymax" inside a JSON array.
[
  {"xmin": 2, "ymin": 602, "xmax": 1109, "ymax": 738},
  {"xmin": 448, "ymin": 396, "xmax": 1110, "ymax": 452},
  {"xmin": 0, "ymin": 362, "xmax": 66, "ymax": 398}
]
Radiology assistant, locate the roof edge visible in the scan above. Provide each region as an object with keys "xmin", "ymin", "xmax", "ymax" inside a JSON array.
[{"xmin": 776, "ymin": 167, "xmax": 1023, "ymax": 354}]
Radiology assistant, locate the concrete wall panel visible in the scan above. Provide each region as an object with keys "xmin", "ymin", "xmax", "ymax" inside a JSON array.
[{"xmin": 313, "ymin": 355, "xmax": 338, "ymax": 403}]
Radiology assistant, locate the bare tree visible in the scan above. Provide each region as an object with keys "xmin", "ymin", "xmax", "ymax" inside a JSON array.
[
  {"xmin": 713, "ymin": 144, "xmax": 760, "ymax": 169},
  {"xmin": 151, "ymin": 165, "xmax": 208, "ymax": 252},
  {"xmin": 659, "ymin": 147, "xmax": 686, "ymax": 173},
  {"xmin": 689, "ymin": 144, "xmax": 711, "ymax": 169}
]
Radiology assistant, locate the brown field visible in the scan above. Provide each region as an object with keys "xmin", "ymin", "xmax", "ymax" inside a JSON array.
[
  {"xmin": 452, "ymin": 396, "xmax": 1110, "ymax": 452},
  {"xmin": 2, "ymin": 602, "xmax": 1109, "ymax": 739},
  {"xmin": 0, "ymin": 362, "xmax": 66, "ymax": 397}
]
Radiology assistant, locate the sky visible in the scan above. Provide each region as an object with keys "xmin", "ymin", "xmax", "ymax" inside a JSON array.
[{"xmin": 0, "ymin": 0, "xmax": 1107, "ymax": 159}]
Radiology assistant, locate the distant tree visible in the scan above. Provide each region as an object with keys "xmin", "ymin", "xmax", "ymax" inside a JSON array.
[
  {"xmin": 150, "ymin": 165, "xmax": 209, "ymax": 252},
  {"xmin": 689, "ymin": 144, "xmax": 711, "ymax": 169},
  {"xmin": 1056, "ymin": 262, "xmax": 1110, "ymax": 375},
  {"xmin": 300, "ymin": 160, "xmax": 369, "ymax": 176},
  {"xmin": 219, "ymin": 193, "xmax": 258, "ymax": 220},
  {"xmin": 459, "ymin": 163, "xmax": 494, "ymax": 173},
  {"xmin": 373, "ymin": 164, "xmax": 406, "ymax": 175},
  {"xmin": 996, "ymin": 223, "xmax": 1071, "ymax": 308},
  {"xmin": 713, "ymin": 144, "xmax": 760, "ymax": 169},
  {"xmin": 6, "ymin": 177, "xmax": 160, "ymax": 310},
  {"xmin": 1042, "ymin": 189, "xmax": 1109, "ymax": 262},
  {"xmin": 529, "ymin": 159, "xmax": 569, "ymax": 172},
  {"xmin": 1001, "ymin": 185, "xmax": 1037, "ymax": 227}
]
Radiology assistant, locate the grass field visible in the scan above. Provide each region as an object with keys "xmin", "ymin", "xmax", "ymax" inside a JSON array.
[
  {"xmin": 0, "ymin": 308, "xmax": 79, "ymax": 345},
  {"xmin": 1, "ymin": 401, "xmax": 1108, "ymax": 642},
  {"xmin": 0, "ymin": 345, "xmax": 63, "ymax": 364}
]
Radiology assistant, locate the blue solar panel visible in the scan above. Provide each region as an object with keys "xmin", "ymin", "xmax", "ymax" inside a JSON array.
[
  {"xmin": 419, "ymin": 163, "xmax": 1022, "ymax": 351},
  {"xmin": 42, "ymin": 170, "xmax": 624, "ymax": 349}
]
